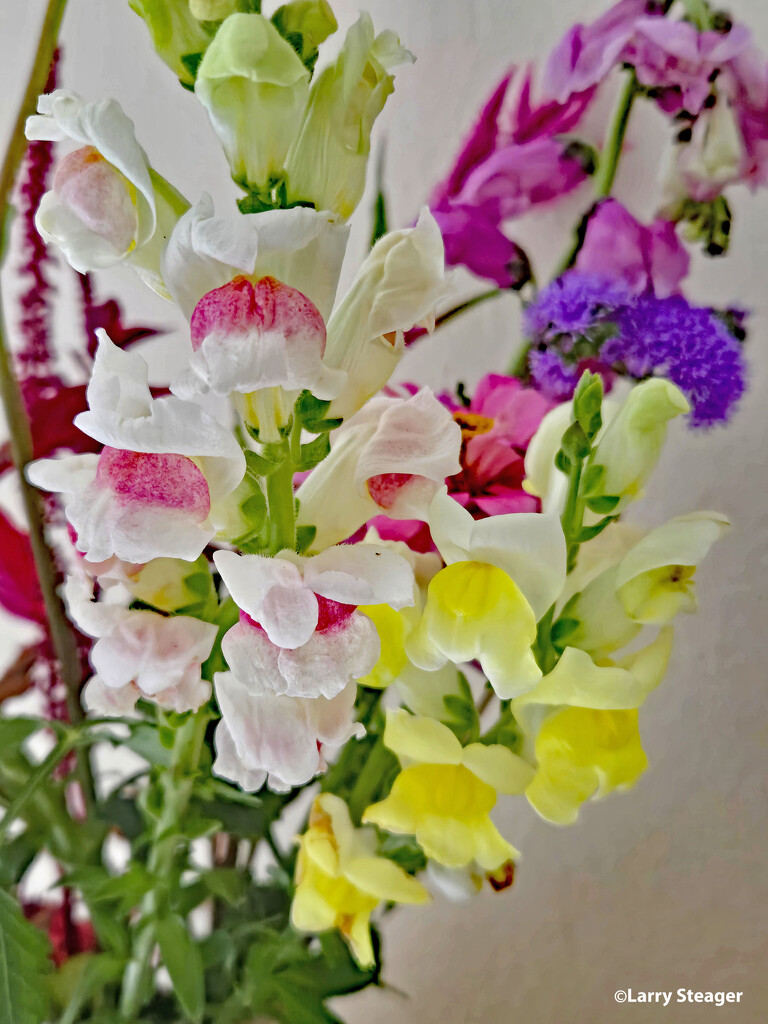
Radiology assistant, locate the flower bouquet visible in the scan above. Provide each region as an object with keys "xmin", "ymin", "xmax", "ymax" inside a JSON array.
[{"xmin": 0, "ymin": 0, "xmax": 761, "ymax": 1021}]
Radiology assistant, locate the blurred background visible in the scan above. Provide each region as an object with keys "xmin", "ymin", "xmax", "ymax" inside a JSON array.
[{"xmin": 1, "ymin": 0, "xmax": 767, "ymax": 1020}]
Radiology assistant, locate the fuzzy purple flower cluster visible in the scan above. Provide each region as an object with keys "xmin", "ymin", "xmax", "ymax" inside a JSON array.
[{"xmin": 525, "ymin": 272, "xmax": 746, "ymax": 427}]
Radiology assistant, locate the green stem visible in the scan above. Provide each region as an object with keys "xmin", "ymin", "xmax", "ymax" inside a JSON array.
[
  {"xmin": 119, "ymin": 710, "xmax": 208, "ymax": 1020},
  {"xmin": 346, "ymin": 731, "xmax": 392, "ymax": 824},
  {"xmin": 432, "ymin": 288, "xmax": 502, "ymax": 333},
  {"xmin": 553, "ymin": 69, "xmax": 639, "ymax": 279},
  {"xmin": 0, "ymin": 733, "xmax": 75, "ymax": 843},
  {"xmin": 265, "ymin": 424, "xmax": 300, "ymax": 555},
  {"xmin": 0, "ymin": 0, "xmax": 93, "ymax": 806},
  {"xmin": 594, "ymin": 69, "xmax": 638, "ymax": 199}
]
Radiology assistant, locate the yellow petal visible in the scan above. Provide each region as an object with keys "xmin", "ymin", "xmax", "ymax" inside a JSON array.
[
  {"xmin": 526, "ymin": 707, "xmax": 648, "ymax": 824},
  {"xmin": 461, "ymin": 743, "xmax": 535, "ymax": 795},
  {"xmin": 357, "ymin": 604, "xmax": 409, "ymax": 688},
  {"xmin": 347, "ymin": 912, "xmax": 375, "ymax": 968},
  {"xmin": 344, "ymin": 856, "xmax": 430, "ymax": 905},
  {"xmin": 383, "ymin": 708, "xmax": 463, "ymax": 766},
  {"xmin": 406, "ymin": 561, "xmax": 541, "ymax": 699}
]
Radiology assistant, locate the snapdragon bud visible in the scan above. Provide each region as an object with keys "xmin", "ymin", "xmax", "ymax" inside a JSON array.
[
  {"xmin": 128, "ymin": 0, "xmax": 214, "ymax": 85},
  {"xmin": 284, "ymin": 13, "xmax": 413, "ymax": 218},
  {"xmin": 271, "ymin": 0, "xmax": 338, "ymax": 71},
  {"xmin": 588, "ymin": 379, "xmax": 689, "ymax": 510},
  {"xmin": 195, "ymin": 13, "xmax": 310, "ymax": 191},
  {"xmin": 189, "ymin": 0, "xmax": 239, "ymax": 20}
]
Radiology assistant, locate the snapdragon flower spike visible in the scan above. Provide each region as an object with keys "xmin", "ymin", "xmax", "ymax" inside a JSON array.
[
  {"xmin": 173, "ymin": 275, "xmax": 345, "ymax": 421},
  {"xmin": 65, "ymin": 576, "xmax": 217, "ymax": 715},
  {"xmin": 296, "ymin": 388, "xmax": 462, "ymax": 550},
  {"xmin": 27, "ymin": 333, "xmax": 245, "ymax": 562},
  {"xmin": 405, "ymin": 490, "xmax": 567, "ymax": 699},
  {"xmin": 213, "ymin": 671, "xmax": 363, "ymax": 793},
  {"xmin": 213, "ymin": 544, "xmax": 415, "ymax": 700},
  {"xmin": 25, "ymin": 90, "xmax": 188, "ymax": 294}
]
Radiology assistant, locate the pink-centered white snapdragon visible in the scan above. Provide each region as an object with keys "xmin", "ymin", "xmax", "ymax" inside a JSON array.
[
  {"xmin": 65, "ymin": 576, "xmax": 217, "ymax": 715},
  {"xmin": 27, "ymin": 333, "xmax": 245, "ymax": 563},
  {"xmin": 213, "ymin": 544, "xmax": 414, "ymax": 699},
  {"xmin": 173, "ymin": 273, "xmax": 345, "ymax": 441},
  {"xmin": 210, "ymin": 543, "xmax": 413, "ymax": 791},
  {"xmin": 25, "ymin": 90, "xmax": 188, "ymax": 294},
  {"xmin": 296, "ymin": 388, "xmax": 462, "ymax": 550}
]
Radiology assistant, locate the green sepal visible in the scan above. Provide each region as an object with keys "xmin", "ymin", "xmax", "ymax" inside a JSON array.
[
  {"xmin": 577, "ymin": 514, "xmax": 619, "ymax": 543},
  {"xmin": 585, "ymin": 493, "xmax": 621, "ymax": 515},
  {"xmin": 296, "ymin": 431, "xmax": 331, "ymax": 471},
  {"xmin": 442, "ymin": 673, "xmax": 480, "ymax": 743}
]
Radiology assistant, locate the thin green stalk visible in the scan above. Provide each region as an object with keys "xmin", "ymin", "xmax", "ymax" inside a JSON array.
[
  {"xmin": 119, "ymin": 711, "xmax": 208, "ymax": 1020},
  {"xmin": 267, "ymin": 448, "xmax": 297, "ymax": 554},
  {"xmin": 432, "ymin": 288, "xmax": 502, "ymax": 332},
  {"xmin": 0, "ymin": 0, "xmax": 93, "ymax": 805},
  {"xmin": 593, "ymin": 69, "xmax": 638, "ymax": 199},
  {"xmin": 552, "ymin": 69, "xmax": 640, "ymax": 282},
  {"xmin": 0, "ymin": 733, "xmax": 75, "ymax": 844}
]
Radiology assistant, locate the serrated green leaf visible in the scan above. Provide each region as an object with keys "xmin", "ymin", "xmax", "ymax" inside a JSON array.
[
  {"xmin": 156, "ymin": 915, "xmax": 205, "ymax": 1023},
  {"xmin": 0, "ymin": 888, "xmax": 52, "ymax": 1024}
]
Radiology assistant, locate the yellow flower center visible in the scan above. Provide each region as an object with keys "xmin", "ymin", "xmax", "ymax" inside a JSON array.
[{"xmin": 453, "ymin": 410, "xmax": 494, "ymax": 441}]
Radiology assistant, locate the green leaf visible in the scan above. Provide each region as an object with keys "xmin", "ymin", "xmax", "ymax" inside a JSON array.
[
  {"xmin": 0, "ymin": 888, "xmax": 52, "ymax": 1024},
  {"xmin": 577, "ymin": 515, "xmax": 619, "ymax": 543},
  {"xmin": 376, "ymin": 832, "xmax": 426, "ymax": 875},
  {"xmin": 0, "ymin": 835, "xmax": 36, "ymax": 887},
  {"xmin": 585, "ymin": 493, "xmax": 620, "ymax": 515},
  {"xmin": 124, "ymin": 723, "xmax": 172, "ymax": 768},
  {"xmin": 480, "ymin": 706, "xmax": 522, "ymax": 751},
  {"xmin": 558, "ymin": 421, "xmax": 591, "ymax": 464},
  {"xmin": 296, "ymin": 432, "xmax": 331, "ymax": 471},
  {"xmin": 155, "ymin": 915, "xmax": 205, "ymax": 1024},
  {"xmin": 442, "ymin": 673, "xmax": 480, "ymax": 742}
]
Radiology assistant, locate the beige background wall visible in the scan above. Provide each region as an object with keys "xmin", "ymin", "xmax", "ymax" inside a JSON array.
[{"xmin": 1, "ymin": 1, "xmax": 767, "ymax": 1021}]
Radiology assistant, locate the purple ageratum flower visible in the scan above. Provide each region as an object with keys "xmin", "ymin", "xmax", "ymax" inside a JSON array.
[
  {"xmin": 603, "ymin": 296, "xmax": 746, "ymax": 427},
  {"xmin": 576, "ymin": 199, "xmax": 690, "ymax": 297},
  {"xmin": 528, "ymin": 349, "xmax": 581, "ymax": 401},
  {"xmin": 524, "ymin": 272, "xmax": 632, "ymax": 341}
]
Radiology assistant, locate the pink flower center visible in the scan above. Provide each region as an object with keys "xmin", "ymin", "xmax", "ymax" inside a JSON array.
[
  {"xmin": 315, "ymin": 596, "xmax": 356, "ymax": 633},
  {"xmin": 96, "ymin": 448, "xmax": 210, "ymax": 520},
  {"xmin": 190, "ymin": 275, "xmax": 326, "ymax": 353},
  {"xmin": 53, "ymin": 146, "xmax": 138, "ymax": 254},
  {"xmin": 367, "ymin": 472, "xmax": 415, "ymax": 510}
]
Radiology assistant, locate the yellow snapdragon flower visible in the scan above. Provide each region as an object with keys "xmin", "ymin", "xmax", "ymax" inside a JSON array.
[
  {"xmin": 513, "ymin": 629, "xmax": 673, "ymax": 824},
  {"xmin": 363, "ymin": 710, "xmax": 534, "ymax": 870},
  {"xmin": 525, "ymin": 707, "xmax": 648, "ymax": 826},
  {"xmin": 291, "ymin": 793, "xmax": 429, "ymax": 967}
]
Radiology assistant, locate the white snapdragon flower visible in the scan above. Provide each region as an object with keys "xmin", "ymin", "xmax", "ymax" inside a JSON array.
[
  {"xmin": 27, "ymin": 333, "xmax": 245, "ymax": 563},
  {"xmin": 195, "ymin": 13, "xmax": 310, "ymax": 190},
  {"xmin": 214, "ymin": 543, "xmax": 414, "ymax": 699},
  {"xmin": 284, "ymin": 13, "xmax": 413, "ymax": 218},
  {"xmin": 66, "ymin": 576, "xmax": 217, "ymax": 715},
  {"xmin": 162, "ymin": 194, "xmax": 348, "ymax": 322},
  {"xmin": 295, "ymin": 388, "xmax": 462, "ymax": 550},
  {"xmin": 213, "ymin": 671, "xmax": 363, "ymax": 793},
  {"xmin": 26, "ymin": 90, "xmax": 188, "ymax": 294}
]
